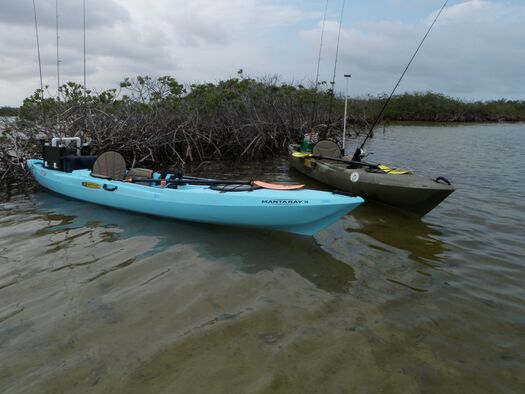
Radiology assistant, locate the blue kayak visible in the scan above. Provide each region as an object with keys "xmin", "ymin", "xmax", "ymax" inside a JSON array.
[{"xmin": 27, "ymin": 159, "xmax": 363, "ymax": 236}]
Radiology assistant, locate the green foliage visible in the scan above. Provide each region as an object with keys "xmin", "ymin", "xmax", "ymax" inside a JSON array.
[
  {"xmin": 11, "ymin": 74, "xmax": 525, "ymax": 162},
  {"xmin": 0, "ymin": 107, "xmax": 18, "ymax": 116},
  {"xmin": 11, "ymin": 74, "xmax": 525, "ymax": 125},
  {"xmin": 347, "ymin": 92, "xmax": 525, "ymax": 122}
]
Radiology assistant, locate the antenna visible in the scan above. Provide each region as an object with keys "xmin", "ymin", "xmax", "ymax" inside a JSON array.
[
  {"xmin": 32, "ymin": 0, "xmax": 47, "ymax": 133},
  {"xmin": 55, "ymin": 0, "xmax": 60, "ymax": 100},
  {"xmin": 82, "ymin": 0, "xmax": 87, "ymax": 137},
  {"xmin": 342, "ymin": 74, "xmax": 351, "ymax": 155},
  {"xmin": 314, "ymin": 0, "xmax": 329, "ymax": 92},
  {"xmin": 328, "ymin": 0, "xmax": 346, "ymax": 123},
  {"xmin": 311, "ymin": 0, "xmax": 329, "ymax": 125},
  {"xmin": 83, "ymin": 0, "xmax": 86, "ymax": 94}
]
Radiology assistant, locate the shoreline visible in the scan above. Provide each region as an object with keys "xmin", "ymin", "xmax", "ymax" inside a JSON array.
[{"xmin": 381, "ymin": 120, "xmax": 525, "ymax": 126}]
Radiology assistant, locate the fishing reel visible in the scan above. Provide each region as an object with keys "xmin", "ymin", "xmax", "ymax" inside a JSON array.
[
  {"xmin": 351, "ymin": 148, "xmax": 371, "ymax": 162},
  {"xmin": 360, "ymin": 148, "xmax": 372, "ymax": 159}
]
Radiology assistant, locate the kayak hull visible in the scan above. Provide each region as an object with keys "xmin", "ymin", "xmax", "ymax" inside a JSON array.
[
  {"xmin": 27, "ymin": 159, "xmax": 363, "ymax": 236},
  {"xmin": 289, "ymin": 145, "xmax": 454, "ymax": 216}
]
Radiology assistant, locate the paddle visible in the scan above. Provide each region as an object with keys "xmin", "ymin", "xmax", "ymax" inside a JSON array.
[
  {"xmin": 123, "ymin": 177, "xmax": 305, "ymax": 190},
  {"xmin": 291, "ymin": 151, "xmax": 380, "ymax": 169},
  {"xmin": 292, "ymin": 152, "xmax": 413, "ymax": 174}
]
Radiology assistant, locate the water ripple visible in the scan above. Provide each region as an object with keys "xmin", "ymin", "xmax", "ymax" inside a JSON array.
[{"xmin": 0, "ymin": 124, "xmax": 524, "ymax": 392}]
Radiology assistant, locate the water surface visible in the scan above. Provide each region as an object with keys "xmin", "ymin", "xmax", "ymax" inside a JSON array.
[{"xmin": 1, "ymin": 123, "xmax": 524, "ymax": 393}]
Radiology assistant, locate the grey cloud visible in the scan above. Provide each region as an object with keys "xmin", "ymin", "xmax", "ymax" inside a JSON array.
[
  {"xmin": 303, "ymin": 1, "xmax": 525, "ymax": 100},
  {"xmin": 1, "ymin": 0, "xmax": 522, "ymax": 106},
  {"xmin": 161, "ymin": 0, "xmax": 318, "ymax": 48},
  {"xmin": 0, "ymin": 0, "xmax": 129, "ymax": 29}
]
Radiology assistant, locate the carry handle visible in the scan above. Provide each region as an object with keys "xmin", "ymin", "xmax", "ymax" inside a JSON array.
[{"xmin": 103, "ymin": 184, "xmax": 118, "ymax": 192}]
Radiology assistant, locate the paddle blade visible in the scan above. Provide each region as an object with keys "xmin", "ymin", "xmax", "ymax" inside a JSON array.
[
  {"xmin": 252, "ymin": 180, "xmax": 305, "ymax": 190},
  {"xmin": 292, "ymin": 152, "xmax": 313, "ymax": 158},
  {"xmin": 377, "ymin": 164, "xmax": 413, "ymax": 175}
]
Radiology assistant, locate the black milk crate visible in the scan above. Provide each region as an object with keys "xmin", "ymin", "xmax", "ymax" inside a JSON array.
[
  {"xmin": 42, "ymin": 143, "xmax": 91, "ymax": 171},
  {"xmin": 62, "ymin": 155, "xmax": 97, "ymax": 172}
]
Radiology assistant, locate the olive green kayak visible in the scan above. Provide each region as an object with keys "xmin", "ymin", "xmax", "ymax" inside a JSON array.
[{"xmin": 289, "ymin": 143, "xmax": 454, "ymax": 216}]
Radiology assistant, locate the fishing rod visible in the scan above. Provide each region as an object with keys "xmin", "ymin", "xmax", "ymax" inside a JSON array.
[
  {"xmin": 327, "ymin": 0, "xmax": 346, "ymax": 123},
  {"xmin": 83, "ymin": 0, "xmax": 86, "ymax": 96},
  {"xmin": 310, "ymin": 0, "xmax": 329, "ymax": 125},
  {"xmin": 82, "ymin": 0, "xmax": 87, "ymax": 138},
  {"xmin": 351, "ymin": 0, "xmax": 449, "ymax": 162},
  {"xmin": 124, "ymin": 177, "xmax": 305, "ymax": 190},
  {"xmin": 55, "ymin": 0, "xmax": 62, "ymax": 132},
  {"xmin": 127, "ymin": 178, "xmax": 253, "ymax": 186},
  {"xmin": 55, "ymin": 0, "xmax": 60, "ymax": 101}
]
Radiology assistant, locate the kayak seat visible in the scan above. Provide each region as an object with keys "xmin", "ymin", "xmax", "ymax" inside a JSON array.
[
  {"xmin": 91, "ymin": 151, "xmax": 127, "ymax": 180},
  {"xmin": 313, "ymin": 140, "xmax": 342, "ymax": 158},
  {"xmin": 126, "ymin": 167, "xmax": 154, "ymax": 185}
]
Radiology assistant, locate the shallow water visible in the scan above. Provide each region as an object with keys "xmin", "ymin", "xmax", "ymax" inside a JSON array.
[{"xmin": 1, "ymin": 124, "xmax": 524, "ymax": 393}]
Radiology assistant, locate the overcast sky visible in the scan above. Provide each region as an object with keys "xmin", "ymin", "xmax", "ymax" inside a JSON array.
[{"xmin": 0, "ymin": 0, "xmax": 523, "ymax": 106}]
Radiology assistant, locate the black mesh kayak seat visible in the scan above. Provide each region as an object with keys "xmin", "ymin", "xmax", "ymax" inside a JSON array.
[
  {"xmin": 91, "ymin": 151, "xmax": 127, "ymax": 180},
  {"xmin": 313, "ymin": 140, "xmax": 342, "ymax": 158}
]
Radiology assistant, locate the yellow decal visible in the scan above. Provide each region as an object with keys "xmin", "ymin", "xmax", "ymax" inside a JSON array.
[
  {"xmin": 304, "ymin": 159, "xmax": 312, "ymax": 168},
  {"xmin": 81, "ymin": 182, "xmax": 101, "ymax": 189}
]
